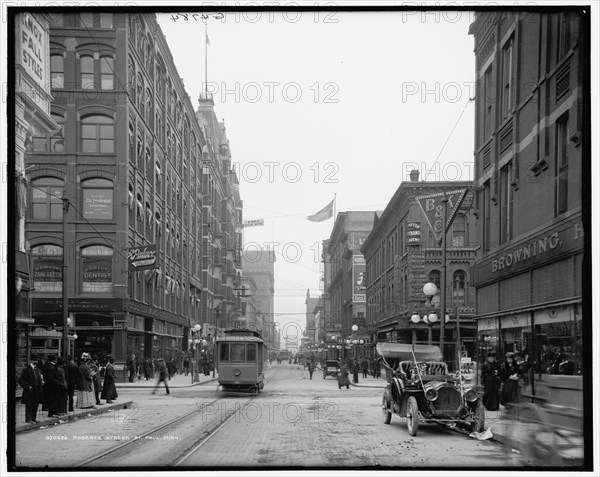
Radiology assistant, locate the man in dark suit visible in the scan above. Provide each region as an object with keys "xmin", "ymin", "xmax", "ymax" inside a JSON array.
[
  {"xmin": 41, "ymin": 354, "xmax": 64, "ymax": 417},
  {"xmin": 65, "ymin": 355, "xmax": 80, "ymax": 412},
  {"xmin": 18, "ymin": 354, "xmax": 44, "ymax": 423}
]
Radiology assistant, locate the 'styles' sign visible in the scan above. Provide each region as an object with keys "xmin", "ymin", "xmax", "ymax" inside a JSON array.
[{"xmin": 128, "ymin": 245, "xmax": 158, "ymax": 271}]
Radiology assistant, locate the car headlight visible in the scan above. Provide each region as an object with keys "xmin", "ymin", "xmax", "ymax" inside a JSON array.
[
  {"xmin": 464, "ymin": 387, "xmax": 478, "ymax": 402},
  {"xmin": 233, "ymin": 368, "xmax": 241, "ymax": 376},
  {"xmin": 424, "ymin": 386, "xmax": 438, "ymax": 401}
]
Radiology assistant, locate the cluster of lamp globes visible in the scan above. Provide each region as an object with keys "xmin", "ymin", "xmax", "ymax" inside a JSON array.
[
  {"xmin": 328, "ymin": 324, "xmax": 364, "ymax": 348},
  {"xmin": 189, "ymin": 324, "xmax": 207, "ymax": 351},
  {"xmin": 410, "ymin": 282, "xmax": 450, "ymax": 325}
]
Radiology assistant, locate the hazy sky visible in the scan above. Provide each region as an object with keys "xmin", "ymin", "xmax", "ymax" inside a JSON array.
[{"xmin": 157, "ymin": 9, "xmax": 477, "ymax": 337}]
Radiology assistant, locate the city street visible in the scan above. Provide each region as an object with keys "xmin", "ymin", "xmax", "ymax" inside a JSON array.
[{"xmin": 15, "ymin": 364, "xmax": 514, "ymax": 469}]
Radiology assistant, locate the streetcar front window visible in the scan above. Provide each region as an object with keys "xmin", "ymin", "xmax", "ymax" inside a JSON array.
[
  {"xmin": 247, "ymin": 344, "xmax": 257, "ymax": 362},
  {"xmin": 231, "ymin": 344, "xmax": 245, "ymax": 362},
  {"xmin": 219, "ymin": 343, "xmax": 229, "ymax": 362}
]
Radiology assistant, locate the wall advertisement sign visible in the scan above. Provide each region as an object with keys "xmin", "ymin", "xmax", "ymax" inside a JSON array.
[
  {"xmin": 128, "ymin": 245, "xmax": 158, "ymax": 271},
  {"xmin": 352, "ymin": 254, "xmax": 366, "ymax": 303}
]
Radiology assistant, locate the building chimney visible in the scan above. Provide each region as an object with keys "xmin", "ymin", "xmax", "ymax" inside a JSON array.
[{"xmin": 410, "ymin": 169, "xmax": 420, "ymax": 182}]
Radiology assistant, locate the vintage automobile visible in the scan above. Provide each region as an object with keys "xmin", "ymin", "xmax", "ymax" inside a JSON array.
[
  {"xmin": 323, "ymin": 359, "xmax": 340, "ymax": 379},
  {"xmin": 377, "ymin": 343, "xmax": 485, "ymax": 436}
]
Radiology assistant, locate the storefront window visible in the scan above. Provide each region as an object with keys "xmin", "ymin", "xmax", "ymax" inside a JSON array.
[
  {"xmin": 81, "ymin": 245, "xmax": 113, "ymax": 292},
  {"xmin": 32, "ymin": 245, "xmax": 63, "ymax": 292}
]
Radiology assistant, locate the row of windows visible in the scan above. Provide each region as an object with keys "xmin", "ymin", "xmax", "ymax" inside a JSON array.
[
  {"xmin": 30, "ymin": 177, "xmax": 113, "ymax": 221},
  {"xmin": 50, "ymin": 13, "xmax": 114, "ymax": 29},
  {"xmin": 32, "ymin": 114, "xmax": 114, "ymax": 154},
  {"xmin": 50, "ymin": 54, "xmax": 114, "ymax": 91},
  {"xmin": 479, "ymin": 113, "xmax": 570, "ymax": 251}
]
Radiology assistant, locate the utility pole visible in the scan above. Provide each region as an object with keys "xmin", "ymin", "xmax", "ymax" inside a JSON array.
[
  {"xmin": 62, "ymin": 192, "xmax": 70, "ymax": 359},
  {"xmin": 440, "ymin": 195, "xmax": 448, "ymax": 358}
]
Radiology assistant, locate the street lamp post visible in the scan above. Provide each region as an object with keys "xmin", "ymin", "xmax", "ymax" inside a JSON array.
[
  {"xmin": 61, "ymin": 192, "xmax": 70, "ymax": 359},
  {"xmin": 192, "ymin": 323, "xmax": 201, "ymax": 383}
]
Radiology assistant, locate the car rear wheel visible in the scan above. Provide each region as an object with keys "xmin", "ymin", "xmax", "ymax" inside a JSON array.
[
  {"xmin": 406, "ymin": 396, "xmax": 419, "ymax": 436},
  {"xmin": 382, "ymin": 395, "xmax": 392, "ymax": 424},
  {"xmin": 471, "ymin": 399, "xmax": 485, "ymax": 433}
]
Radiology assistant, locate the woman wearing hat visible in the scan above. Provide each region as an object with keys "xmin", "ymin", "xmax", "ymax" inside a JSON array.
[
  {"xmin": 101, "ymin": 355, "xmax": 118, "ymax": 403},
  {"xmin": 76, "ymin": 353, "xmax": 96, "ymax": 409},
  {"xmin": 481, "ymin": 351, "xmax": 501, "ymax": 411},
  {"xmin": 500, "ymin": 351, "xmax": 522, "ymax": 407}
]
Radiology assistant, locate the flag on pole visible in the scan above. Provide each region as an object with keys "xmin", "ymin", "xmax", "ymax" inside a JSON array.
[
  {"xmin": 307, "ymin": 199, "xmax": 335, "ymax": 222},
  {"xmin": 206, "ymin": 33, "xmax": 210, "ymax": 46}
]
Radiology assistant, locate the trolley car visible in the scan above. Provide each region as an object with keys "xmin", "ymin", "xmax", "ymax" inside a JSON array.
[{"xmin": 216, "ymin": 328, "xmax": 265, "ymax": 394}]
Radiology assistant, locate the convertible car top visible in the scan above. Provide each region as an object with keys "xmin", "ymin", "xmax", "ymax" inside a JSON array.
[{"xmin": 376, "ymin": 343, "xmax": 443, "ymax": 363}]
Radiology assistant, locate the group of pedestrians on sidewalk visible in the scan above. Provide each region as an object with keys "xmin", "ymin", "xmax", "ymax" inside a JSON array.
[
  {"xmin": 18, "ymin": 352, "xmax": 119, "ymax": 424},
  {"xmin": 481, "ymin": 351, "xmax": 523, "ymax": 411}
]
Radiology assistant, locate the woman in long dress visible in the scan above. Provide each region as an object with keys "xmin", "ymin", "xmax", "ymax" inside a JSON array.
[
  {"xmin": 101, "ymin": 355, "xmax": 118, "ymax": 403},
  {"xmin": 76, "ymin": 352, "xmax": 96, "ymax": 409}
]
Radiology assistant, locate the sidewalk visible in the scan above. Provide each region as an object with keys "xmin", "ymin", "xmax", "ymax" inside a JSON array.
[{"xmin": 14, "ymin": 372, "xmax": 218, "ymax": 434}]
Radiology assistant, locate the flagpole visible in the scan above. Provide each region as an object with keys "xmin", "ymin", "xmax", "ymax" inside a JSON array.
[{"xmin": 204, "ymin": 20, "xmax": 208, "ymax": 98}]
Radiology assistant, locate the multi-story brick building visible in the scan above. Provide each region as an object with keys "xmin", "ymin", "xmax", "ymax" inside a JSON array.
[
  {"xmin": 327, "ymin": 211, "xmax": 377, "ymax": 350},
  {"xmin": 22, "ymin": 12, "xmax": 242, "ymax": 370},
  {"xmin": 13, "ymin": 12, "xmax": 60, "ymax": 372},
  {"xmin": 361, "ymin": 174, "xmax": 478, "ymax": 365},
  {"xmin": 469, "ymin": 11, "xmax": 587, "ymax": 377},
  {"xmin": 241, "ymin": 248, "xmax": 276, "ymax": 354}
]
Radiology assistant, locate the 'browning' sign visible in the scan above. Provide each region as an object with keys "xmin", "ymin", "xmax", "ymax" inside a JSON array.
[{"xmin": 128, "ymin": 245, "xmax": 158, "ymax": 271}]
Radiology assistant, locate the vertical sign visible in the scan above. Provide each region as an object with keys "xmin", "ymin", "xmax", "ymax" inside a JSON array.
[
  {"xmin": 415, "ymin": 188, "xmax": 469, "ymax": 243},
  {"xmin": 352, "ymin": 255, "xmax": 366, "ymax": 303},
  {"xmin": 17, "ymin": 14, "xmax": 46, "ymax": 87},
  {"xmin": 406, "ymin": 221, "xmax": 422, "ymax": 246}
]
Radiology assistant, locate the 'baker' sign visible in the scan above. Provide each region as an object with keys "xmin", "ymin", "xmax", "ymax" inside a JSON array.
[{"xmin": 128, "ymin": 245, "xmax": 158, "ymax": 271}]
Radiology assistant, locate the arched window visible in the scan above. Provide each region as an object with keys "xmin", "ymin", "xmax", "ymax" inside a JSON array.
[
  {"xmin": 50, "ymin": 54, "xmax": 64, "ymax": 88},
  {"xmin": 128, "ymin": 56, "xmax": 136, "ymax": 100},
  {"xmin": 81, "ymin": 114, "xmax": 114, "ymax": 153},
  {"xmin": 31, "ymin": 177, "xmax": 63, "ymax": 220},
  {"xmin": 81, "ymin": 245, "xmax": 113, "ymax": 293},
  {"xmin": 428, "ymin": 270, "xmax": 441, "ymax": 291},
  {"xmin": 82, "ymin": 178, "xmax": 114, "ymax": 220},
  {"xmin": 80, "ymin": 55, "xmax": 94, "ymax": 89},
  {"xmin": 32, "ymin": 245, "xmax": 63, "ymax": 292},
  {"xmin": 145, "ymin": 87, "xmax": 153, "ymax": 126},
  {"xmin": 452, "ymin": 270, "xmax": 466, "ymax": 306},
  {"xmin": 99, "ymin": 13, "xmax": 113, "ymax": 29},
  {"xmin": 100, "ymin": 56, "xmax": 113, "ymax": 90},
  {"xmin": 137, "ymin": 73, "xmax": 145, "ymax": 117}
]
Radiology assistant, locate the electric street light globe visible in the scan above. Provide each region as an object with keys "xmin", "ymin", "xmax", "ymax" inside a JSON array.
[
  {"xmin": 194, "ymin": 324, "xmax": 201, "ymax": 332},
  {"xmin": 331, "ymin": 335, "xmax": 336, "ymax": 341},
  {"xmin": 72, "ymin": 334, "xmax": 78, "ymax": 340},
  {"xmin": 202, "ymin": 339, "xmax": 207, "ymax": 346},
  {"xmin": 428, "ymin": 313, "xmax": 439, "ymax": 323},
  {"xmin": 445, "ymin": 314, "xmax": 450, "ymax": 323},
  {"xmin": 352, "ymin": 339, "xmax": 358, "ymax": 345},
  {"xmin": 194, "ymin": 339, "xmax": 200, "ymax": 345},
  {"xmin": 411, "ymin": 313, "xmax": 421, "ymax": 324},
  {"xmin": 423, "ymin": 282, "xmax": 438, "ymax": 297},
  {"xmin": 423, "ymin": 315, "xmax": 429, "ymax": 324},
  {"xmin": 352, "ymin": 324, "xmax": 358, "ymax": 333}
]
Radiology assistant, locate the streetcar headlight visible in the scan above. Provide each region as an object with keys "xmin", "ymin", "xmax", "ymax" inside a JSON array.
[
  {"xmin": 464, "ymin": 387, "xmax": 478, "ymax": 402},
  {"xmin": 233, "ymin": 368, "xmax": 241, "ymax": 376},
  {"xmin": 424, "ymin": 386, "xmax": 438, "ymax": 401}
]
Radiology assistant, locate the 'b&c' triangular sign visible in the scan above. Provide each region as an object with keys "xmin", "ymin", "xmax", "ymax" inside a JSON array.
[{"xmin": 415, "ymin": 188, "xmax": 470, "ymax": 243}]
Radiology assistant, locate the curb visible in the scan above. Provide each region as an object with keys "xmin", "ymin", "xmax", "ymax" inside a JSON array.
[
  {"xmin": 118, "ymin": 377, "xmax": 218, "ymax": 389},
  {"xmin": 15, "ymin": 400, "xmax": 135, "ymax": 434}
]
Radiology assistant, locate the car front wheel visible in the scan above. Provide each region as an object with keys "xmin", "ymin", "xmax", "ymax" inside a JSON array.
[
  {"xmin": 382, "ymin": 394, "xmax": 392, "ymax": 424},
  {"xmin": 406, "ymin": 396, "xmax": 419, "ymax": 436}
]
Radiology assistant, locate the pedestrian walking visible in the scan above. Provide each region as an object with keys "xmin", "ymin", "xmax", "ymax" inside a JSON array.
[
  {"xmin": 480, "ymin": 351, "xmax": 501, "ymax": 411},
  {"xmin": 18, "ymin": 354, "xmax": 44, "ymax": 423},
  {"xmin": 183, "ymin": 356, "xmax": 190, "ymax": 376},
  {"xmin": 89, "ymin": 355, "xmax": 102, "ymax": 405},
  {"xmin": 308, "ymin": 359, "xmax": 315, "ymax": 380},
  {"xmin": 126, "ymin": 354, "xmax": 136, "ymax": 383},
  {"xmin": 361, "ymin": 359, "xmax": 369, "ymax": 379},
  {"xmin": 152, "ymin": 358, "xmax": 170, "ymax": 395},
  {"xmin": 41, "ymin": 354, "xmax": 64, "ymax": 417},
  {"xmin": 372, "ymin": 358, "xmax": 381, "ymax": 379},
  {"xmin": 101, "ymin": 355, "xmax": 118, "ymax": 403},
  {"xmin": 56, "ymin": 357, "xmax": 69, "ymax": 414},
  {"xmin": 500, "ymin": 352, "xmax": 522, "ymax": 408},
  {"xmin": 76, "ymin": 353, "xmax": 96, "ymax": 409},
  {"xmin": 64, "ymin": 355, "xmax": 80, "ymax": 412},
  {"xmin": 338, "ymin": 361, "xmax": 351, "ymax": 389}
]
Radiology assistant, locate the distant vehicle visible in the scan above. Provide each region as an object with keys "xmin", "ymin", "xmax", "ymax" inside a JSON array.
[
  {"xmin": 377, "ymin": 343, "xmax": 485, "ymax": 436},
  {"xmin": 278, "ymin": 349, "xmax": 291, "ymax": 362},
  {"xmin": 216, "ymin": 329, "xmax": 265, "ymax": 395},
  {"xmin": 323, "ymin": 359, "xmax": 340, "ymax": 379}
]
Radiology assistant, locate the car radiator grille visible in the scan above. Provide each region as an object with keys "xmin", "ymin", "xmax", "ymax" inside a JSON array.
[{"xmin": 432, "ymin": 387, "xmax": 461, "ymax": 413}]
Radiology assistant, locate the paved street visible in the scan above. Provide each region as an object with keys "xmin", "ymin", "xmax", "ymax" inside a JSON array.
[{"xmin": 15, "ymin": 363, "xmax": 518, "ymax": 469}]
